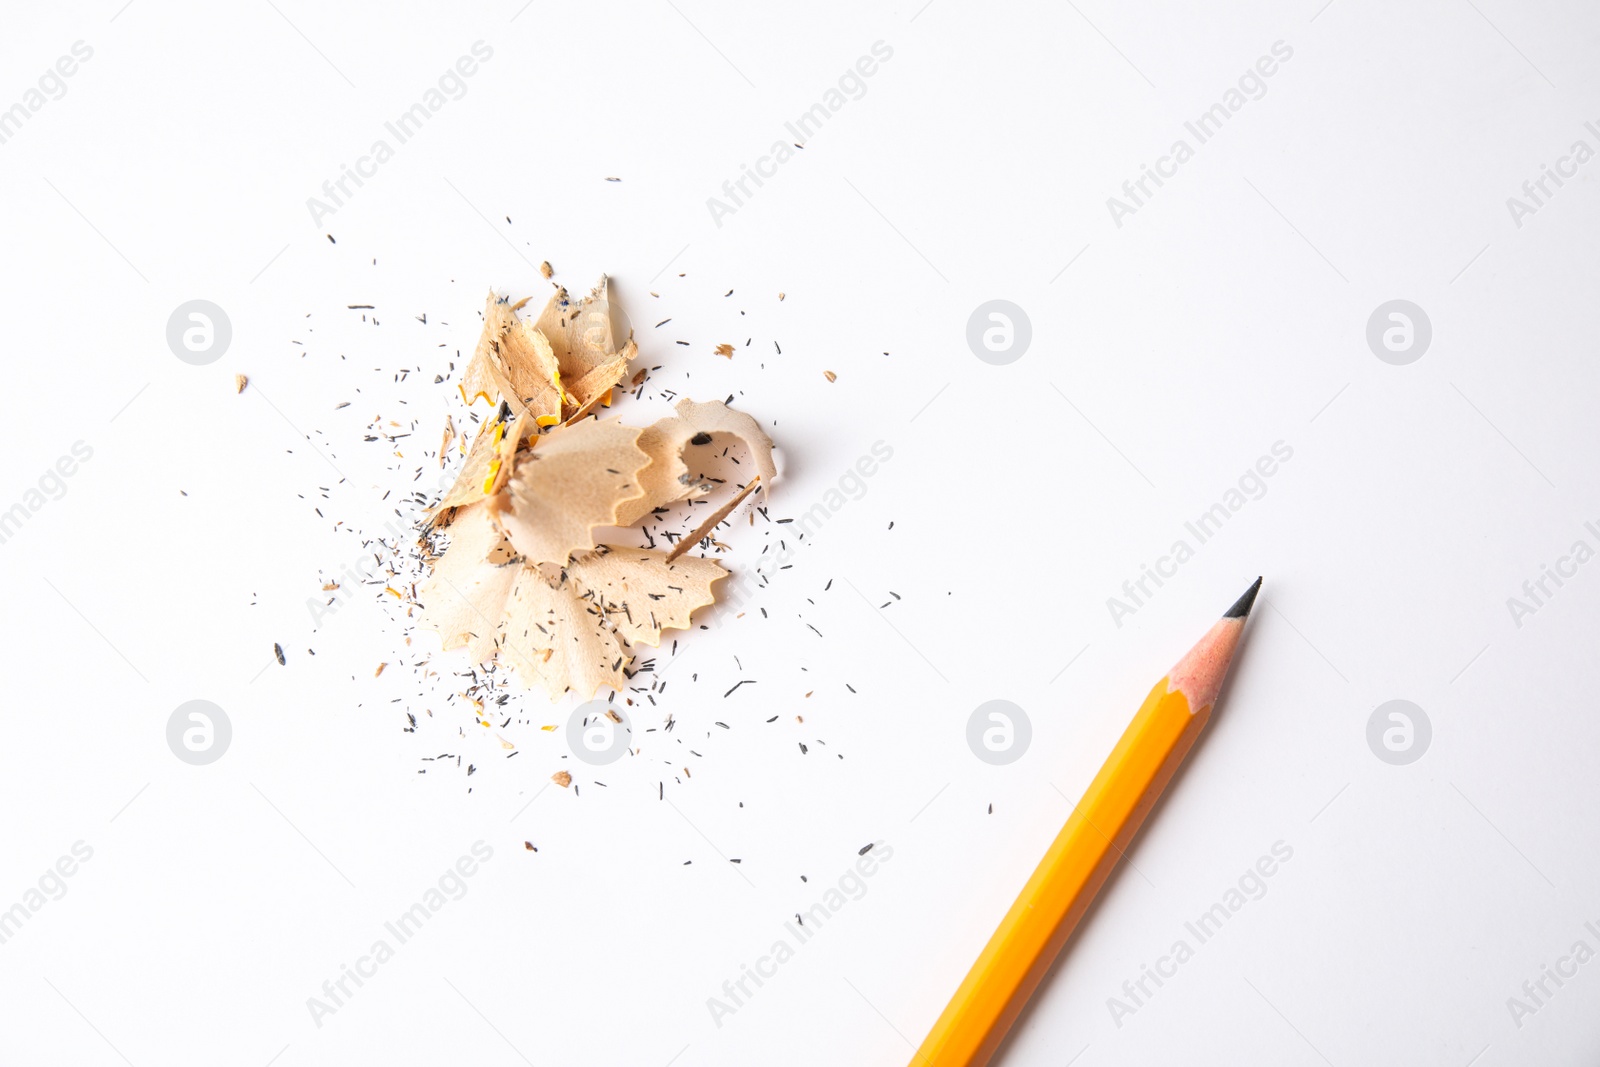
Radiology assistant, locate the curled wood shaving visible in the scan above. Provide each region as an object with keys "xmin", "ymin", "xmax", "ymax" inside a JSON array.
[
  {"xmin": 568, "ymin": 547, "xmax": 727, "ymax": 647},
  {"xmin": 463, "ymin": 283, "xmax": 637, "ymax": 426},
  {"xmin": 498, "ymin": 416, "xmax": 649, "ymax": 566},
  {"xmin": 532, "ymin": 277, "xmax": 633, "ymax": 411},
  {"xmin": 461, "ymin": 292, "xmax": 567, "ymax": 424},
  {"xmin": 414, "ymin": 278, "xmax": 776, "ymax": 703},
  {"xmin": 615, "ymin": 419, "xmax": 701, "ymax": 527},
  {"xmin": 672, "ymin": 398, "xmax": 777, "ymax": 491},
  {"xmin": 416, "ymin": 503, "xmax": 521, "ymax": 666},
  {"xmin": 615, "ymin": 398, "xmax": 777, "ymax": 526},
  {"xmin": 486, "ymin": 409, "xmax": 532, "ymax": 498},
  {"xmin": 561, "ymin": 346, "xmax": 635, "ymax": 420},
  {"xmin": 432, "ymin": 412, "xmax": 520, "ymax": 514},
  {"xmin": 500, "ymin": 565, "xmax": 629, "ymax": 700},
  {"xmin": 417, "ymin": 523, "xmax": 726, "ymax": 701}
]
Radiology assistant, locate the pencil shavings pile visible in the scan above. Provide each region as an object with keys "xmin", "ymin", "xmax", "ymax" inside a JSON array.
[{"xmin": 417, "ymin": 278, "xmax": 776, "ymax": 702}]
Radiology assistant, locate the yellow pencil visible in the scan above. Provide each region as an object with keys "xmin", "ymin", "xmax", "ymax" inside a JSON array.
[{"xmin": 909, "ymin": 578, "xmax": 1262, "ymax": 1066}]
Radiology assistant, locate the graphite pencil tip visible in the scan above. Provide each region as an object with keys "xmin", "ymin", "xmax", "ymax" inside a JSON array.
[{"xmin": 1223, "ymin": 577, "xmax": 1263, "ymax": 619}]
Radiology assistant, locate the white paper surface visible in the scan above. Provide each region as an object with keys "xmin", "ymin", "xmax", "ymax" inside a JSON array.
[{"xmin": 2, "ymin": 2, "xmax": 1597, "ymax": 1064}]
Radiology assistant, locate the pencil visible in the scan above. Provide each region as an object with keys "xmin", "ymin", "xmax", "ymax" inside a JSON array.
[{"xmin": 909, "ymin": 577, "xmax": 1263, "ymax": 1067}]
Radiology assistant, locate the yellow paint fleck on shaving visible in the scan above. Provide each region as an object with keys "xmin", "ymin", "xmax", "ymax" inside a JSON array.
[{"xmin": 552, "ymin": 366, "xmax": 577, "ymax": 407}]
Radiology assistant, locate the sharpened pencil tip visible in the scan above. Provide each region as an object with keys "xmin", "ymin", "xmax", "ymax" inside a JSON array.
[{"xmin": 1223, "ymin": 577, "xmax": 1263, "ymax": 619}]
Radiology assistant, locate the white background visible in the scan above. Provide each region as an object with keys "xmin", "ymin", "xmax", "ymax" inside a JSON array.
[{"xmin": 2, "ymin": 1, "xmax": 1599, "ymax": 1064}]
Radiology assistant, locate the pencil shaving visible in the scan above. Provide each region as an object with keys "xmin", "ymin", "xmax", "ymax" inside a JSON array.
[
  {"xmin": 568, "ymin": 547, "xmax": 726, "ymax": 647},
  {"xmin": 414, "ymin": 279, "xmax": 775, "ymax": 703},
  {"xmin": 462, "ymin": 293, "xmax": 566, "ymax": 423},
  {"xmin": 432, "ymin": 412, "xmax": 515, "ymax": 514},
  {"xmin": 533, "ymin": 277, "xmax": 631, "ymax": 401},
  {"xmin": 438, "ymin": 415, "xmax": 455, "ymax": 466},
  {"xmin": 497, "ymin": 416, "xmax": 649, "ymax": 566},
  {"xmin": 616, "ymin": 398, "xmax": 776, "ymax": 526}
]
